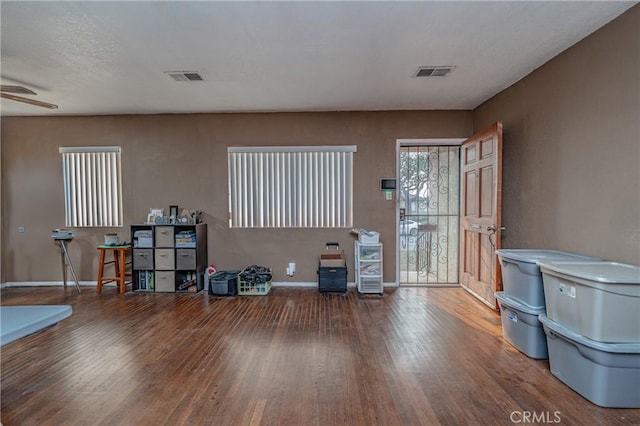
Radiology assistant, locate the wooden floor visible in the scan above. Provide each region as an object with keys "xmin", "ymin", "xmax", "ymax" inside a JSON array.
[{"xmin": 1, "ymin": 286, "xmax": 638, "ymax": 426}]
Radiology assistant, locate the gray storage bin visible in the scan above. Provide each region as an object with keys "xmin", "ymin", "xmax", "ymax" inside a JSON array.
[
  {"xmin": 495, "ymin": 292, "xmax": 547, "ymax": 359},
  {"xmin": 539, "ymin": 314, "xmax": 640, "ymax": 408},
  {"xmin": 132, "ymin": 249, "xmax": 153, "ymax": 270},
  {"xmin": 208, "ymin": 271, "xmax": 240, "ymax": 296},
  {"xmin": 496, "ymin": 249, "xmax": 599, "ymax": 308},
  {"xmin": 539, "ymin": 261, "xmax": 640, "ymax": 343},
  {"xmin": 176, "ymin": 249, "xmax": 196, "ymax": 270}
]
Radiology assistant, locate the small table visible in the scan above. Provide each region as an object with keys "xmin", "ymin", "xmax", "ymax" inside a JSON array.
[{"xmin": 97, "ymin": 245, "xmax": 132, "ymax": 294}]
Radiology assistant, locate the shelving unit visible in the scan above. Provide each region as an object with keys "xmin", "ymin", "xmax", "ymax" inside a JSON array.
[
  {"xmin": 355, "ymin": 241, "xmax": 383, "ymax": 294},
  {"xmin": 131, "ymin": 223, "xmax": 207, "ymax": 293}
]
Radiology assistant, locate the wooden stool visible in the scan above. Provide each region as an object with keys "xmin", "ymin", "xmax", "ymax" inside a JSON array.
[{"xmin": 97, "ymin": 245, "xmax": 132, "ymax": 294}]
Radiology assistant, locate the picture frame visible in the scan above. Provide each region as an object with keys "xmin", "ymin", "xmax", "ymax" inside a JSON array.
[
  {"xmin": 147, "ymin": 208, "xmax": 164, "ymax": 224},
  {"xmin": 150, "ymin": 208, "xmax": 164, "ymax": 217},
  {"xmin": 169, "ymin": 205, "xmax": 179, "ymax": 219}
]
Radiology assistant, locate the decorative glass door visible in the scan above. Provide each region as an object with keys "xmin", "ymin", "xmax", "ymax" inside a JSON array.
[{"xmin": 399, "ymin": 146, "xmax": 460, "ymax": 285}]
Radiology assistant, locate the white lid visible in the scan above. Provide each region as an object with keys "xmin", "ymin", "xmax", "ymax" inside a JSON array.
[
  {"xmin": 495, "ymin": 292, "xmax": 545, "ymax": 315},
  {"xmin": 496, "ymin": 249, "xmax": 597, "ymax": 264},
  {"xmin": 538, "ymin": 261, "xmax": 640, "ymax": 284},
  {"xmin": 539, "ymin": 314, "xmax": 640, "ymax": 352}
]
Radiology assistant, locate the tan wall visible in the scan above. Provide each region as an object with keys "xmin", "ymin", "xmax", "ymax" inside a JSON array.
[
  {"xmin": 474, "ymin": 5, "xmax": 640, "ymax": 264},
  {"xmin": 1, "ymin": 111, "xmax": 472, "ymax": 283},
  {"xmin": 0, "ymin": 134, "xmax": 3, "ymax": 282}
]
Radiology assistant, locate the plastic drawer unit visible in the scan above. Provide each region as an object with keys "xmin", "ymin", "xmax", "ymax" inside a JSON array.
[
  {"xmin": 539, "ymin": 261, "xmax": 640, "ymax": 343},
  {"xmin": 495, "ymin": 292, "xmax": 547, "ymax": 359},
  {"xmin": 539, "ymin": 314, "xmax": 640, "ymax": 408}
]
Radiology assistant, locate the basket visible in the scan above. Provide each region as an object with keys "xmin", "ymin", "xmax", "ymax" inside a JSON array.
[
  {"xmin": 238, "ymin": 279, "xmax": 271, "ymax": 295},
  {"xmin": 238, "ymin": 265, "xmax": 272, "ymax": 295}
]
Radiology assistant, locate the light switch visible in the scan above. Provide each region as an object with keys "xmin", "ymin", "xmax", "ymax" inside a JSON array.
[{"xmin": 18, "ymin": 226, "xmax": 25, "ymax": 233}]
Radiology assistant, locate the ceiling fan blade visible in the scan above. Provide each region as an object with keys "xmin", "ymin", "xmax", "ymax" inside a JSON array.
[
  {"xmin": 0, "ymin": 92, "xmax": 59, "ymax": 109},
  {"xmin": 0, "ymin": 85, "xmax": 37, "ymax": 95}
]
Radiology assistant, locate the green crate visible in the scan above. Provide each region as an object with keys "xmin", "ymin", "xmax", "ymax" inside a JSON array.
[{"xmin": 238, "ymin": 279, "xmax": 271, "ymax": 295}]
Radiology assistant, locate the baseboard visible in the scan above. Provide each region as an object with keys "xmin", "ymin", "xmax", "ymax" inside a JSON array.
[
  {"xmin": 271, "ymin": 281, "xmax": 320, "ymax": 288},
  {"xmin": 272, "ymin": 281, "xmax": 357, "ymax": 288},
  {"xmin": 1, "ymin": 281, "xmax": 100, "ymax": 289},
  {"xmin": 272, "ymin": 281, "xmax": 398, "ymax": 288},
  {"xmin": 2, "ymin": 281, "xmax": 399, "ymax": 290}
]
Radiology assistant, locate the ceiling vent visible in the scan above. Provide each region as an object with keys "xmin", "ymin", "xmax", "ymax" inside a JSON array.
[
  {"xmin": 165, "ymin": 71, "xmax": 204, "ymax": 81},
  {"xmin": 414, "ymin": 66, "xmax": 454, "ymax": 78}
]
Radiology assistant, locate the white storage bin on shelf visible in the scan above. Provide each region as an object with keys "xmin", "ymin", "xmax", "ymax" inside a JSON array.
[
  {"xmin": 352, "ymin": 228, "xmax": 380, "ymax": 244},
  {"xmin": 496, "ymin": 249, "xmax": 599, "ymax": 308},
  {"xmin": 539, "ymin": 314, "xmax": 640, "ymax": 408},
  {"xmin": 495, "ymin": 292, "xmax": 547, "ymax": 359},
  {"xmin": 538, "ymin": 261, "xmax": 640, "ymax": 343}
]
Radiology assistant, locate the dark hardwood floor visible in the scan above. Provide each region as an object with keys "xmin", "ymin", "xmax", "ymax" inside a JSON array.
[{"xmin": 1, "ymin": 286, "xmax": 638, "ymax": 425}]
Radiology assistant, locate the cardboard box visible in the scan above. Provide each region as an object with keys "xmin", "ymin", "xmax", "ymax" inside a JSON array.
[{"xmin": 320, "ymin": 249, "xmax": 346, "ymax": 267}]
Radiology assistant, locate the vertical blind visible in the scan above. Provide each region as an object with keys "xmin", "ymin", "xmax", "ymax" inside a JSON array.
[
  {"xmin": 228, "ymin": 146, "xmax": 356, "ymax": 228},
  {"xmin": 59, "ymin": 146, "xmax": 122, "ymax": 227}
]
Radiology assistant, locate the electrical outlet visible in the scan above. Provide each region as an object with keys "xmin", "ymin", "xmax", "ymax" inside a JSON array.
[{"xmin": 18, "ymin": 226, "xmax": 25, "ymax": 233}]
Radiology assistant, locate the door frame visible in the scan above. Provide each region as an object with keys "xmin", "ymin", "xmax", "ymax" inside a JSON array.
[{"xmin": 395, "ymin": 138, "xmax": 465, "ymax": 286}]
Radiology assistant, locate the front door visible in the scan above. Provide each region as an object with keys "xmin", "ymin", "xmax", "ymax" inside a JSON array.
[
  {"xmin": 398, "ymin": 145, "xmax": 460, "ymax": 285},
  {"xmin": 459, "ymin": 122, "xmax": 504, "ymax": 309}
]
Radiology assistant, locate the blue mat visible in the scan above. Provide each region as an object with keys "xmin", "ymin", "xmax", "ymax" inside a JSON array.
[{"xmin": 0, "ymin": 305, "xmax": 72, "ymax": 346}]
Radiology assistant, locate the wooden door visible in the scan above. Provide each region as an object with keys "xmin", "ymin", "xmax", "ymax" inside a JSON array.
[{"xmin": 459, "ymin": 122, "xmax": 503, "ymax": 309}]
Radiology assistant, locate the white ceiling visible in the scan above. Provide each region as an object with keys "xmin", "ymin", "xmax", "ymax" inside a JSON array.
[{"xmin": 0, "ymin": 1, "xmax": 635, "ymax": 117}]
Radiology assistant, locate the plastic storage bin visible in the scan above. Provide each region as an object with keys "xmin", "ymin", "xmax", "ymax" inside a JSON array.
[
  {"xmin": 539, "ymin": 261, "xmax": 640, "ymax": 343},
  {"xmin": 539, "ymin": 314, "xmax": 640, "ymax": 408},
  {"xmin": 359, "ymin": 231, "xmax": 379, "ymax": 244},
  {"xmin": 133, "ymin": 230, "xmax": 153, "ymax": 248},
  {"xmin": 495, "ymin": 292, "xmax": 547, "ymax": 359},
  {"xmin": 496, "ymin": 249, "xmax": 599, "ymax": 308},
  {"xmin": 208, "ymin": 270, "xmax": 239, "ymax": 296}
]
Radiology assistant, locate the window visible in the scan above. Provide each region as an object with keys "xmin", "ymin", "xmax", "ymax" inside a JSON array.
[
  {"xmin": 228, "ymin": 146, "xmax": 356, "ymax": 228},
  {"xmin": 59, "ymin": 146, "xmax": 122, "ymax": 227}
]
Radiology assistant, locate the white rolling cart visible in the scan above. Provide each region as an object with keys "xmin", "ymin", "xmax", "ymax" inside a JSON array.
[{"xmin": 355, "ymin": 241, "xmax": 383, "ymax": 294}]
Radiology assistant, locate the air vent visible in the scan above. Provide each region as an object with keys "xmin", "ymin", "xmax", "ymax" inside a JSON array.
[
  {"xmin": 165, "ymin": 71, "xmax": 204, "ymax": 81},
  {"xmin": 414, "ymin": 66, "xmax": 454, "ymax": 78}
]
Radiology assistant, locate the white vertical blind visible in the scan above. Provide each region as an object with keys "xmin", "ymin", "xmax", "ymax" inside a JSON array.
[
  {"xmin": 228, "ymin": 146, "xmax": 356, "ymax": 228},
  {"xmin": 60, "ymin": 146, "xmax": 122, "ymax": 227}
]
